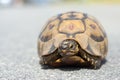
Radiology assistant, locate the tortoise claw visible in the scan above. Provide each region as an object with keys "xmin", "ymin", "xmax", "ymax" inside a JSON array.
[{"xmin": 91, "ymin": 59, "xmax": 101, "ymax": 69}]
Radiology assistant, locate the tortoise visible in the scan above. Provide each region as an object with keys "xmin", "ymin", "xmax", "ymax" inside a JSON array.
[{"xmin": 38, "ymin": 11, "xmax": 108, "ymax": 69}]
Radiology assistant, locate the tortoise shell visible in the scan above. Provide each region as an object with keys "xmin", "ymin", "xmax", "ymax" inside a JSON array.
[{"xmin": 38, "ymin": 11, "xmax": 108, "ymax": 68}]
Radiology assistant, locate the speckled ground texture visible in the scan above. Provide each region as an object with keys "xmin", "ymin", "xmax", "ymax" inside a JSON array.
[{"xmin": 0, "ymin": 5, "xmax": 120, "ymax": 80}]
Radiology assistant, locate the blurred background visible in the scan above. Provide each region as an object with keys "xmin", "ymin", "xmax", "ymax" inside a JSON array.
[
  {"xmin": 0, "ymin": 0, "xmax": 120, "ymax": 80},
  {"xmin": 0, "ymin": 0, "xmax": 120, "ymax": 6}
]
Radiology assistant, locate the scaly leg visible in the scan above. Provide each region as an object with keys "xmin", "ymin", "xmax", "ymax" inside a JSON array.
[
  {"xmin": 91, "ymin": 59, "xmax": 101, "ymax": 69},
  {"xmin": 40, "ymin": 52, "xmax": 61, "ymax": 67}
]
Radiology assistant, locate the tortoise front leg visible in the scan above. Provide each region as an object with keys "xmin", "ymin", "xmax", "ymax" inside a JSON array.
[
  {"xmin": 79, "ymin": 49, "xmax": 102, "ymax": 69},
  {"xmin": 40, "ymin": 52, "xmax": 62, "ymax": 67}
]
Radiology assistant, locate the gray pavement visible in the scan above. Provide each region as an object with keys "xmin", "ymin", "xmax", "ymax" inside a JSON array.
[{"xmin": 0, "ymin": 5, "xmax": 120, "ymax": 80}]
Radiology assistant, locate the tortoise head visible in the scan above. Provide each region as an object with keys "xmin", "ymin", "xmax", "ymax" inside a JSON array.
[{"xmin": 58, "ymin": 39, "xmax": 79, "ymax": 57}]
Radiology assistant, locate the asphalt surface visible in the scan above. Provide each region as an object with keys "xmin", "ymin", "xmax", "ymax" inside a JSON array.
[{"xmin": 0, "ymin": 5, "xmax": 120, "ymax": 80}]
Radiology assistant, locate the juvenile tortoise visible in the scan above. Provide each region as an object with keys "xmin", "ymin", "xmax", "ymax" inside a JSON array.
[{"xmin": 38, "ymin": 11, "xmax": 108, "ymax": 69}]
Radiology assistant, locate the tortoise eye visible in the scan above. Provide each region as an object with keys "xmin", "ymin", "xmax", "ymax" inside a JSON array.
[
  {"xmin": 70, "ymin": 44, "xmax": 75, "ymax": 49},
  {"xmin": 70, "ymin": 45, "xmax": 73, "ymax": 48}
]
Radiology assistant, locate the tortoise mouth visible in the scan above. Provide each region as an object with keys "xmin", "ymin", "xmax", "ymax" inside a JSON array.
[{"xmin": 59, "ymin": 51, "xmax": 77, "ymax": 57}]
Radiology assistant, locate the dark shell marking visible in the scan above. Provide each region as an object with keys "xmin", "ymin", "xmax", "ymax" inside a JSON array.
[
  {"xmin": 90, "ymin": 34, "xmax": 104, "ymax": 42},
  {"xmin": 49, "ymin": 24, "xmax": 55, "ymax": 30},
  {"xmin": 88, "ymin": 17, "xmax": 107, "ymax": 38},
  {"xmin": 90, "ymin": 24, "xmax": 96, "ymax": 29},
  {"xmin": 40, "ymin": 34, "xmax": 52, "ymax": 42},
  {"xmin": 68, "ymin": 12, "xmax": 77, "ymax": 19}
]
